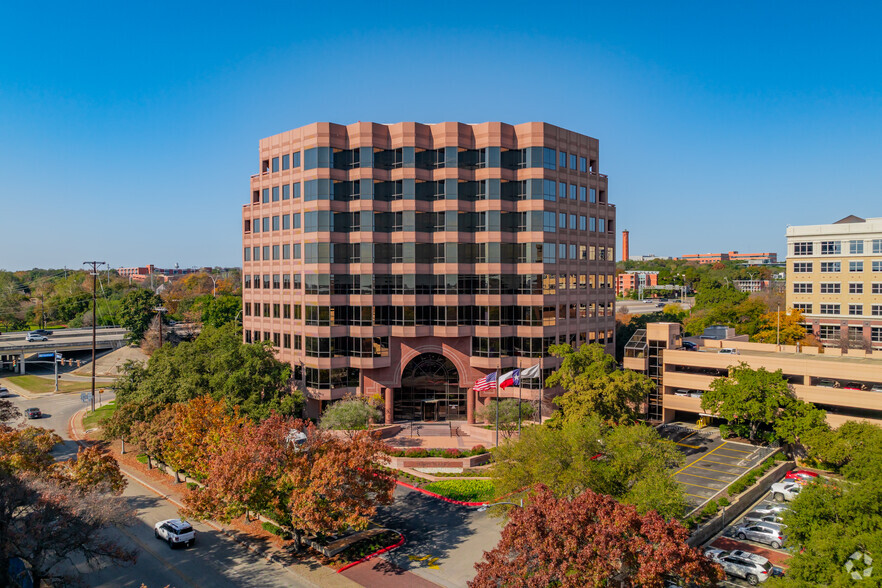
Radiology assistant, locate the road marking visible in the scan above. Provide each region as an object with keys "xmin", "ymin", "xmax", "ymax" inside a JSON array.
[
  {"xmin": 676, "ymin": 480, "xmax": 721, "ymax": 491},
  {"xmin": 690, "ymin": 464, "xmax": 739, "ymax": 475},
  {"xmin": 679, "ymin": 431, "xmax": 698, "ymax": 442},
  {"xmin": 407, "ymin": 555, "xmax": 441, "ymax": 570},
  {"xmin": 684, "ymin": 492, "xmax": 706, "ymax": 498},
  {"xmin": 703, "ymin": 459, "xmax": 749, "ymax": 469},
  {"xmin": 674, "ymin": 442, "xmax": 729, "ymax": 475},
  {"xmin": 675, "ymin": 442, "xmax": 701, "ymax": 449},
  {"xmin": 720, "ymin": 446, "xmax": 753, "ymax": 454},
  {"xmin": 677, "ymin": 471, "xmax": 727, "ymax": 484}
]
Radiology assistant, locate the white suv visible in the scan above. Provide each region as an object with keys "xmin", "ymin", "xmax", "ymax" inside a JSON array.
[
  {"xmin": 770, "ymin": 481, "xmax": 802, "ymax": 501},
  {"xmin": 706, "ymin": 549, "xmax": 773, "ymax": 584},
  {"xmin": 154, "ymin": 519, "xmax": 196, "ymax": 548}
]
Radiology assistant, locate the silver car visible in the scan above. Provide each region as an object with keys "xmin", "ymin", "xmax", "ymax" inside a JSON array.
[
  {"xmin": 744, "ymin": 510, "xmax": 784, "ymax": 525},
  {"xmin": 753, "ymin": 502, "xmax": 790, "ymax": 517},
  {"xmin": 715, "ymin": 551, "xmax": 773, "ymax": 585},
  {"xmin": 734, "ymin": 522, "xmax": 786, "ymax": 549}
]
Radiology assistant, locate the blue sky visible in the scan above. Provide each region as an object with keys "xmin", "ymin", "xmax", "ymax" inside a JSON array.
[{"xmin": 2, "ymin": 1, "xmax": 881, "ymax": 270}]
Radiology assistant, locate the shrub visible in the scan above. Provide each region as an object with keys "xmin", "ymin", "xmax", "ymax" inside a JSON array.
[
  {"xmin": 718, "ymin": 424, "xmax": 731, "ymax": 439},
  {"xmin": 718, "ymin": 497, "xmax": 730, "ymax": 507},
  {"xmin": 261, "ymin": 521, "xmax": 292, "ymax": 540},
  {"xmin": 700, "ymin": 500, "xmax": 718, "ymax": 519},
  {"xmin": 319, "ymin": 399, "xmax": 382, "ymax": 430},
  {"xmin": 441, "ymin": 448, "xmax": 462, "ymax": 459},
  {"xmin": 136, "ymin": 454, "xmax": 149, "ymax": 464},
  {"xmin": 404, "ymin": 448, "xmax": 428, "ymax": 458},
  {"xmin": 471, "ymin": 444, "xmax": 487, "ymax": 453},
  {"xmin": 186, "ymin": 482, "xmax": 198, "ymax": 491},
  {"xmin": 423, "ymin": 479, "xmax": 495, "ymax": 502}
]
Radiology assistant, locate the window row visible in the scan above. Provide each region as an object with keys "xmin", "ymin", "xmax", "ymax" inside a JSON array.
[
  {"xmin": 817, "ymin": 325, "xmax": 882, "ymax": 343},
  {"xmin": 792, "ymin": 239, "xmax": 882, "ymax": 256},
  {"xmin": 472, "ymin": 330, "xmax": 613, "ymax": 358},
  {"xmin": 243, "ymin": 272, "xmax": 616, "ymax": 295},
  {"xmin": 262, "ymin": 152, "xmax": 302, "ymax": 173}
]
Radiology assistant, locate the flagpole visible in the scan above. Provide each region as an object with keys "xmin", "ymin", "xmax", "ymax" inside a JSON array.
[
  {"xmin": 495, "ymin": 363, "xmax": 500, "ymax": 448},
  {"xmin": 518, "ymin": 376, "xmax": 522, "ymax": 435}
]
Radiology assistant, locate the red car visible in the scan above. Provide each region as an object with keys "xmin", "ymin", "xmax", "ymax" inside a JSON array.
[{"xmin": 785, "ymin": 470, "xmax": 818, "ymax": 483}]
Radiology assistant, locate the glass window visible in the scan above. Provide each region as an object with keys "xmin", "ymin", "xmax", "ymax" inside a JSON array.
[
  {"xmin": 272, "ymin": 245, "xmax": 279, "ymax": 260},
  {"xmin": 262, "ymin": 247, "xmax": 269, "ymax": 262},
  {"xmin": 253, "ymin": 218, "xmax": 260, "ymax": 233},
  {"xmin": 589, "ymin": 188, "xmax": 596, "ymax": 203},
  {"xmin": 820, "ymin": 283, "xmax": 840, "ymax": 294},
  {"xmin": 872, "ymin": 305, "xmax": 882, "ymax": 316},
  {"xmin": 792, "ymin": 303, "xmax": 812, "ymax": 314},
  {"xmin": 820, "ymin": 262, "xmax": 840, "ymax": 273},
  {"xmin": 262, "ymin": 217, "xmax": 270, "ymax": 232},
  {"xmin": 283, "ymin": 244, "xmax": 290, "ymax": 259},
  {"xmin": 570, "ymin": 154, "xmax": 577, "ymax": 169},
  {"xmin": 272, "ymin": 157, "xmax": 279, "ymax": 172},
  {"xmin": 559, "ymin": 243, "xmax": 566, "ymax": 259},
  {"xmin": 243, "ymin": 247, "xmax": 250, "ymax": 261},
  {"xmin": 579, "ymin": 156, "xmax": 587, "ymax": 172},
  {"xmin": 873, "ymin": 283, "xmax": 882, "ymax": 294},
  {"xmin": 569, "ymin": 185, "xmax": 576, "ymax": 200},
  {"xmin": 293, "ymin": 182, "xmax": 301, "ymax": 199},
  {"xmin": 559, "ymin": 151, "xmax": 567, "ymax": 168},
  {"xmin": 820, "ymin": 241, "xmax": 841, "ymax": 255},
  {"xmin": 792, "ymin": 283, "xmax": 812, "ymax": 293},
  {"xmin": 590, "ymin": 217, "xmax": 596, "ymax": 232},
  {"xmin": 272, "ymin": 215, "xmax": 279, "ymax": 231},
  {"xmin": 850, "ymin": 240, "xmax": 864, "ymax": 254},
  {"xmin": 292, "ymin": 151, "xmax": 301, "ymax": 167},
  {"xmin": 849, "ymin": 283, "xmax": 863, "ymax": 294},
  {"xmin": 543, "ymin": 148, "xmax": 557, "ymax": 170},
  {"xmin": 543, "ymin": 212, "xmax": 556, "ymax": 232},
  {"xmin": 282, "ymin": 154, "xmax": 290, "ymax": 170},
  {"xmin": 793, "ymin": 242, "xmax": 813, "ymax": 255},
  {"xmin": 543, "ymin": 179, "xmax": 556, "ymax": 201},
  {"xmin": 569, "ymin": 214, "xmax": 576, "ymax": 229},
  {"xmin": 873, "ymin": 239, "xmax": 882, "ymax": 254},
  {"xmin": 874, "ymin": 261, "xmax": 882, "ymax": 272},
  {"xmin": 559, "ymin": 213, "xmax": 566, "ymax": 229},
  {"xmin": 252, "ymin": 246, "xmax": 259, "ymax": 260},
  {"xmin": 849, "ymin": 304, "xmax": 863, "ymax": 316},
  {"xmin": 820, "ymin": 304, "xmax": 840, "ymax": 315},
  {"xmin": 793, "ymin": 262, "xmax": 812, "ymax": 272},
  {"xmin": 579, "ymin": 215, "xmax": 587, "ymax": 230},
  {"xmin": 850, "ymin": 261, "xmax": 864, "ymax": 272},
  {"xmin": 262, "ymin": 188, "xmax": 269, "ymax": 204},
  {"xmin": 282, "ymin": 184, "xmax": 290, "ymax": 200},
  {"xmin": 272, "ymin": 186, "xmax": 279, "ymax": 201},
  {"xmin": 579, "ymin": 186, "xmax": 586, "ymax": 201}
]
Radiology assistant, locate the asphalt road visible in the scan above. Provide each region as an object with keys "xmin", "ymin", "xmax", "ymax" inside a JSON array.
[
  {"xmin": 4, "ymin": 390, "xmax": 315, "ymax": 588},
  {"xmin": 371, "ymin": 485, "xmax": 502, "ymax": 588}
]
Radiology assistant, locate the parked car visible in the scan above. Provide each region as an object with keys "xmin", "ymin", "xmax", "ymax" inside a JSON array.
[
  {"xmin": 683, "ymin": 341, "xmax": 698, "ymax": 351},
  {"xmin": 753, "ymin": 502, "xmax": 791, "ymax": 516},
  {"xmin": 734, "ymin": 522, "xmax": 786, "ymax": 549},
  {"xmin": 707, "ymin": 549, "xmax": 773, "ymax": 584},
  {"xmin": 785, "ymin": 470, "xmax": 819, "ymax": 483},
  {"xmin": 154, "ymin": 519, "xmax": 196, "ymax": 548},
  {"xmin": 0, "ymin": 386, "xmax": 12, "ymax": 398},
  {"xmin": 719, "ymin": 348, "xmax": 739, "ymax": 355},
  {"xmin": 871, "ymin": 384, "xmax": 882, "ymax": 392},
  {"xmin": 744, "ymin": 510, "xmax": 784, "ymax": 524},
  {"xmin": 25, "ymin": 333, "xmax": 48, "ymax": 342},
  {"xmin": 771, "ymin": 481, "xmax": 802, "ymax": 501},
  {"xmin": 25, "ymin": 408, "xmax": 42, "ymax": 419}
]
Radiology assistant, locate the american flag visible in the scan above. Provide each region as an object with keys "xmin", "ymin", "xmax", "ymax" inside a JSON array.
[{"xmin": 473, "ymin": 372, "xmax": 497, "ymax": 392}]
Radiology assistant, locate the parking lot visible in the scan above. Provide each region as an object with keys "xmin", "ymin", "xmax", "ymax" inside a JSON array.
[{"xmin": 659, "ymin": 425, "xmax": 769, "ymax": 510}]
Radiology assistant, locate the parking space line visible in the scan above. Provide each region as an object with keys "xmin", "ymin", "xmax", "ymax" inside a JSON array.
[
  {"xmin": 677, "ymin": 480, "xmax": 722, "ymax": 491},
  {"xmin": 679, "ymin": 431, "xmax": 698, "ymax": 443},
  {"xmin": 703, "ymin": 459, "xmax": 749, "ymax": 469},
  {"xmin": 720, "ymin": 446, "xmax": 753, "ymax": 454},
  {"xmin": 684, "ymin": 492, "xmax": 707, "ymax": 498},
  {"xmin": 676, "ymin": 442, "xmax": 701, "ymax": 449},
  {"xmin": 677, "ymin": 471, "xmax": 728, "ymax": 483},
  {"xmin": 690, "ymin": 465, "xmax": 739, "ymax": 475},
  {"xmin": 674, "ymin": 442, "xmax": 728, "ymax": 475}
]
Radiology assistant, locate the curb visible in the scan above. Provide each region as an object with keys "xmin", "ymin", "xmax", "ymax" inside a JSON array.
[
  {"xmin": 394, "ymin": 480, "xmax": 489, "ymax": 506},
  {"xmin": 337, "ymin": 533, "xmax": 405, "ymax": 574}
]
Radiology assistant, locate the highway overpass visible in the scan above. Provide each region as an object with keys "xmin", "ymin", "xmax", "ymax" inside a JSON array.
[{"xmin": 0, "ymin": 327, "xmax": 128, "ymax": 374}]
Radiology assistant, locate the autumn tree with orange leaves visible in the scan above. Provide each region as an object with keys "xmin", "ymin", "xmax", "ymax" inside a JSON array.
[
  {"xmin": 165, "ymin": 396, "xmax": 245, "ymax": 481},
  {"xmin": 184, "ymin": 414, "xmax": 395, "ymax": 548},
  {"xmin": 470, "ymin": 485, "xmax": 723, "ymax": 588}
]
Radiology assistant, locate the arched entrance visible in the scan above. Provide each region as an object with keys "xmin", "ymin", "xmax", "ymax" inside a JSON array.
[{"xmin": 397, "ymin": 352, "xmax": 465, "ymax": 421}]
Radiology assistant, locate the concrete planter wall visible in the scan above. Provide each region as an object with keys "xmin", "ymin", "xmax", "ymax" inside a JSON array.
[
  {"xmin": 687, "ymin": 461, "xmax": 794, "ymax": 547},
  {"xmin": 388, "ymin": 453, "xmax": 492, "ymax": 469}
]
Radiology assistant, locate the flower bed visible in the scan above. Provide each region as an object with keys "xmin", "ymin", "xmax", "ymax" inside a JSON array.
[
  {"xmin": 422, "ymin": 479, "xmax": 495, "ymax": 502},
  {"xmin": 385, "ymin": 445, "xmax": 487, "ymax": 458}
]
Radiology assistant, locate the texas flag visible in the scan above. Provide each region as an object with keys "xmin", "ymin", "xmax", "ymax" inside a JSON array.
[{"xmin": 499, "ymin": 369, "xmax": 520, "ymax": 390}]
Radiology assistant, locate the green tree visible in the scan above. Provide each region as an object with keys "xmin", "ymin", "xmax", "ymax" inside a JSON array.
[
  {"xmin": 118, "ymin": 289, "xmax": 162, "ymax": 342},
  {"xmin": 491, "ymin": 417, "xmax": 686, "ymax": 519},
  {"xmin": 195, "ymin": 294, "xmax": 242, "ymax": 328},
  {"xmin": 476, "ymin": 399, "xmax": 535, "ymax": 439},
  {"xmin": 701, "ymin": 363, "xmax": 825, "ymax": 444},
  {"xmin": 112, "ymin": 323, "xmax": 301, "ymax": 421},
  {"xmin": 319, "ymin": 399, "xmax": 382, "ymax": 430},
  {"xmin": 546, "ymin": 343, "xmax": 654, "ymax": 424}
]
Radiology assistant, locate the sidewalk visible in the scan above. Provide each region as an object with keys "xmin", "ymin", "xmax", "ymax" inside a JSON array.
[{"xmin": 71, "ymin": 409, "xmax": 440, "ymax": 588}]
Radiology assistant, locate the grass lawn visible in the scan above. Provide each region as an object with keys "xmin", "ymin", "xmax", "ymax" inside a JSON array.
[
  {"xmin": 423, "ymin": 479, "xmax": 496, "ymax": 502},
  {"xmin": 83, "ymin": 400, "xmax": 116, "ymax": 429},
  {"xmin": 3, "ymin": 375, "xmax": 91, "ymax": 394}
]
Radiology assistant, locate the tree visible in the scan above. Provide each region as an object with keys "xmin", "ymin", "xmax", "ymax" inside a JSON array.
[
  {"xmin": 197, "ymin": 294, "xmax": 242, "ymax": 328},
  {"xmin": 319, "ymin": 398, "xmax": 382, "ymax": 431},
  {"xmin": 0, "ymin": 399, "xmax": 20, "ymax": 424},
  {"xmin": 165, "ymin": 396, "xmax": 244, "ymax": 481},
  {"xmin": 475, "ymin": 399, "xmax": 535, "ymax": 438},
  {"xmin": 491, "ymin": 417, "xmax": 686, "ymax": 519},
  {"xmin": 546, "ymin": 343, "xmax": 654, "ymax": 424},
  {"xmin": 60, "ymin": 446, "xmax": 127, "ymax": 495},
  {"xmin": 112, "ymin": 323, "xmax": 301, "ymax": 421},
  {"xmin": 470, "ymin": 485, "xmax": 723, "ymax": 588},
  {"xmin": 753, "ymin": 309, "xmax": 808, "ymax": 345},
  {"xmin": 118, "ymin": 289, "xmax": 162, "ymax": 342},
  {"xmin": 701, "ymin": 363, "xmax": 824, "ymax": 444}
]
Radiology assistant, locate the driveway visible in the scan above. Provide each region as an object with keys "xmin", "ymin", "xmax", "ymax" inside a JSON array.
[{"xmin": 365, "ymin": 485, "xmax": 502, "ymax": 588}]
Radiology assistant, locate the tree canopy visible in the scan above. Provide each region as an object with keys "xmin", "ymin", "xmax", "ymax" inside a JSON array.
[
  {"xmin": 701, "ymin": 363, "xmax": 826, "ymax": 444},
  {"xmin": 110, "ymin": 323, "xmax": 301, "ymax": 422},
  {"xmin": 546, "ymin": 343, "xmax": 654, "ymax": 424},
  {"xmin": 491, "ymin": 416, "xmax": 687, "ymax": 519},
  {"xmin": 753, "ymin": 309, "xmax": 808, "ymax": 345},
  {"xmin": 475, "ymin": 399, "xmax": 535, "ymax": 439},
  {"xmin": 118, "ymin": 289, "xmax": 162, "ymax": 342},
  {"xmin": 319, "ymin": 398, "xmax": 382, "ymax": 431},
  {"xmin": 470, "ymin": 484, "xmax": 723, "ymax": 588}
]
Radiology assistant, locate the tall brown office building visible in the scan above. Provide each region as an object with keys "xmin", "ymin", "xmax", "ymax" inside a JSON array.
[{"xmin": 241, "ymin": 122, "xmax": 616, "ymax": 422}]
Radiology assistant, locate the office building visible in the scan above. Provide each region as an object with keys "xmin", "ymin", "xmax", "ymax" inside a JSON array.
[
  {"xmin": 679, "ymin": 251, "xmax": 778, "ymax": 265},
  {"xmin": 624, "ymin": 323, "xmax": 882, "ymax": 427},
  {"xmin": 241, "ymin": 122, "xmax": 617, "ymax": 421},
  {"xmin": 617, "ymin": 270, "xmax": 659, "ymax": 297},
  {"xmin": 786, "ymin": 215, "xmax": 882, "ymax": 349}
]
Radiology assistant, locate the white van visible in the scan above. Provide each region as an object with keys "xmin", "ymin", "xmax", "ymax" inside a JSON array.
[{"xmin": 719, "ymin": 348, "xmax": 738, "ymax": 355}]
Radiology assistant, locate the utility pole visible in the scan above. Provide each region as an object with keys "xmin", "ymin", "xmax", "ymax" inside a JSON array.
[
  {"xmin": 154, "ymin": 306, "xmax": 167, "ymax": 346},
  {"xmin": 776, "ymin": 304, "xmax": 781, "ymax": 347},
  {"xmin": 83, "ymin": 261, "xmax": 106, "ymax": 413}
]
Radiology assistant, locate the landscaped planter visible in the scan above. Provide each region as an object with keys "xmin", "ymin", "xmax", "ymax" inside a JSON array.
[{"xmin": 388, "ymin": 453, "xmax": 491, "ymax": 469}]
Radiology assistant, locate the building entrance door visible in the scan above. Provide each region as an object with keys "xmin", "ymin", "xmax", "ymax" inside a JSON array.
[{"xmin": 396, "ymin": 352, "xmax": 465, "ymax": 421}]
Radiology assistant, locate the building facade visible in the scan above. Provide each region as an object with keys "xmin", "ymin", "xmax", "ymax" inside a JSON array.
[
  {"xmin": 617, "ymin": 270, "xmax": 659, "ymax": 297},
  {"xmin": 624, "ymin": 323, "xmax": 882, "ymax": 428},
  {"xmin": 679, "ymin": 251, "xmax": 778, "ymax": 265},
  {"xmin": 786, "ymin": 215, "xmax": 882, "ymax": 349},
  {"xmin": 241, "ymin": 122, "xmax": 617, "ymax": 421}
]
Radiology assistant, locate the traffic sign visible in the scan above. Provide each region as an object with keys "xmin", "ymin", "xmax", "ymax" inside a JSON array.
[{"xmin": 38, "ymin": 353, "xmax": 55, "ymax": 359}]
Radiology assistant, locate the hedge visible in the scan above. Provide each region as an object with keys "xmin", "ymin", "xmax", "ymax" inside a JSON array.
[
  {"xmin": 385, "ymin": 445, "xmax": 488, "ymax": 458},
  {"xmin": 261, "ymin": 521, "xmax": 292, "ymax": 540},
  {"xmin": 422, "ymin": 479, "xmax": 496, "ymax": 502}
]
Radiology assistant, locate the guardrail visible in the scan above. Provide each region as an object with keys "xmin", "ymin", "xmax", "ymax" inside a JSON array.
[{"xmin": 0, "ymin": 337, "xmax": 125, "ymax": 352}]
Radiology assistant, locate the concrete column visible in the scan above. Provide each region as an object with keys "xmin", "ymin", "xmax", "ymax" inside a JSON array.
[
  {"xmin": 384, "ymin": 387, "xmax": 394, "ymax": 425},
  {"xmin": 467, "ymin": 387, "xmax": 475, "ymax": 424},
  {"xmin": 19, "ymin": 353, "xmax": 25, "ymax": 375}
]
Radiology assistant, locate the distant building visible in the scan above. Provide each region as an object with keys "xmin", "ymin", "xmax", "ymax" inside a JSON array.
[
  {"xmin": 617, "ymin": 270, "xmax": 659, "ymax": 297},
  {"xmin": 786, "ymin": 215, "xmax": 882, "ymax": 349},
  {"xmin": 117, "ymin": 264, "xmax": 207, "ymax": 284},
  {"xmin": 679, "ymin": 251, "xmax": 777, "ymax": 265},
  {"xmin": 628, "ymin": 254, "xmax": 665, "ymax": 262},
  {"xmin": 733, "ymin": 279, "xmax": 785, "ymax": 293}
]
